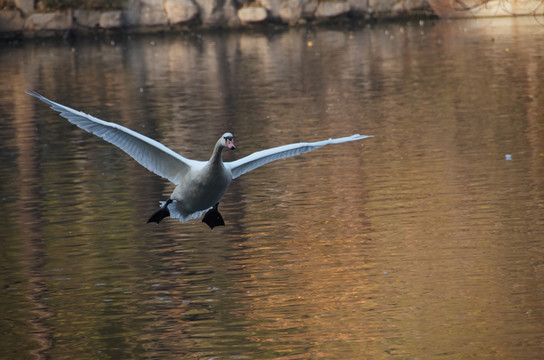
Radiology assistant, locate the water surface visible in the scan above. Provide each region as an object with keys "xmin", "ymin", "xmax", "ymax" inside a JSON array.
[{"xmin": 1, "ymin": 17, "xmax": 544, "ymax": 359}]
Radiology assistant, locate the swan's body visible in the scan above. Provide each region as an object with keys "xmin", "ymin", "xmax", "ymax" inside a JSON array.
[{"xmin": 27, "ymin": 90, "xmax": 372, "ymax": 228}]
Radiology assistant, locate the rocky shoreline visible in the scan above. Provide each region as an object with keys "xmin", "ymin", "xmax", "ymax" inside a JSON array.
[{"xmin": 1, "ymin": 0, "xmax": 431, "ymax": 38}]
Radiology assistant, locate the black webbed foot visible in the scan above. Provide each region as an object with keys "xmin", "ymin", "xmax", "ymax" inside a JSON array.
[
  {"xmin": 202, "ymin": 203, "xmax": 225, "ymax": 229},
  {"xmin": 147, "ymin": 199, "xmax": 172, "ymax": 224}
]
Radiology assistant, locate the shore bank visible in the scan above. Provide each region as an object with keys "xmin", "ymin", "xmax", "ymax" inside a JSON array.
[
  {"xmin": 1, "ymin": 0, "xmax": 431, "ymax": 38},
  {"xmin": 2, "ymin": 0, "xmax": 543, "ymax": 38}
]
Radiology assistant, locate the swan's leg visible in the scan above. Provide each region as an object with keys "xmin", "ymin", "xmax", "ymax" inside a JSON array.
[
  {"xmin": 147, "ymin": 198, "xmax": 173, "ymax": 224},
  {"xmin": 202, "ymin": 203, "xmax": 225, "ymax": 229}
]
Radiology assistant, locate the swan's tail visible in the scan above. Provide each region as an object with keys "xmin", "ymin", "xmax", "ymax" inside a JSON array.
[
  {"xmin": 147, "ymin": 199, "xmax": 220, "ymax": 227},
  {"xmin": 147, "ymin": 199, "xmax": 172, "ymax": 224}
]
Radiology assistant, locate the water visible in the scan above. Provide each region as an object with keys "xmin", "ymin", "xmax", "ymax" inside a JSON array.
[{"xmin": 1, "ymin": 17, "xmax": 544, "ymax": 359}]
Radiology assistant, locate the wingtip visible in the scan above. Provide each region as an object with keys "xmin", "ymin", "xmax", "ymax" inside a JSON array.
[
  {"xmin": 25, "ymin": 90, "xmax": 44, "ymax": 100},
  {"xmin": 352, "ymin": 134, "xmax": 373, "ymax": 139}
]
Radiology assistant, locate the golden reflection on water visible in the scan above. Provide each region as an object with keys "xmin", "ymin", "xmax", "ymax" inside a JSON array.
[{"xmin": 1, "ymin": 17, "xmax": 544, "ymax": 359}]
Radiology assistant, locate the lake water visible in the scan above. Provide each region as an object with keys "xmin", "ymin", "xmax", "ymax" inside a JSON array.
[{"xmin": 1, "ymin": 17, "xmax": 544, "ymax": 359}]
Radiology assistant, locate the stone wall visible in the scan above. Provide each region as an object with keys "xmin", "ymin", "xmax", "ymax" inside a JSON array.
[{"xmin": 0, "ymin": 0, "xmax": 430, "ymax": 37}]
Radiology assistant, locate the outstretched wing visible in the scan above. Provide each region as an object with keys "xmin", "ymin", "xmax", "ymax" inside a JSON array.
[
  {"xmin": 27, "ymin": 90, "xmax": 202, "ymax": 185},
  {"xmin": 225, "ymin": 134, "xmax": 372, "ymax": 179}
]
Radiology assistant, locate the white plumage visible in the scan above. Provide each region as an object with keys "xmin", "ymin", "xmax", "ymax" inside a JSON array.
[{"xmin": 27, "ymin": 90, "xmax": 372, "ymax": 228}]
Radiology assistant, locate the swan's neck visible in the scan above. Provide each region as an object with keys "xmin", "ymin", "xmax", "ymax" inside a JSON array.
[{"xmin": 209, "ymin": 142, "xmax": 224, "ymax": 165}]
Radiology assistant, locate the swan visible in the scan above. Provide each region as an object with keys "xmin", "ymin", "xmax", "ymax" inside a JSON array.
[{"xmin": 26, "ymin": 90, "xmax": 372, "ymax": 229}]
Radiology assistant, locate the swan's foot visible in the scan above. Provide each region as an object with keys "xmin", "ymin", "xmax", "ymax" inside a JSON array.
[
  {"xmin": 202, "ymin": 203, "xmax": 225, "ymax": 229},
  {"xmin": 147, "ymin": 199, "xmax": 172, "ymax": 224}
]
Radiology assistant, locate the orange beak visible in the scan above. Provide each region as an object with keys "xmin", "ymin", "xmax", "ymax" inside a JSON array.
[{"xmin": 227, "ymin": 138, "xmax": 236, "ymax": 150}]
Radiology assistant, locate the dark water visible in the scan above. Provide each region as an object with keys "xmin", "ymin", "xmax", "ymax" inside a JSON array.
[{"xmin": 1, "ymin": 17, "xmax": 544, "ymax": 359}]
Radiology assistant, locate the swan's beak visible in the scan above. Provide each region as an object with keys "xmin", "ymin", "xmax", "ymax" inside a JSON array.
[{"xmin": 227, "ymin": 138, "xmax": 236, "ymax": 150}]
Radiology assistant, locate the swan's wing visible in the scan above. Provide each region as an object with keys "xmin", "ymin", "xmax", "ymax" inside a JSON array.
[
  {"xmin": 26, "ymin": 90, "xmax": 201, "ymax": 185},
  {"xmin": 225, "ymin": 134, "xmax": 372, "ymax": 179}
]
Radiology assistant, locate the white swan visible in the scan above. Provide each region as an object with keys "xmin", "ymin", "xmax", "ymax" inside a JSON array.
[{"xmin": 27, "ymin": 90, "xmax": 372, "ymax": 228}]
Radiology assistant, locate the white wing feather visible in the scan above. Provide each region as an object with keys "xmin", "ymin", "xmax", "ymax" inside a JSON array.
[
  {"xmin": 225, "ymin": 134, "xmax": 372, "ymax": 179},
  {"xmin": 27, "ymin": 90, "xmax": 201, "ymax": 185}
]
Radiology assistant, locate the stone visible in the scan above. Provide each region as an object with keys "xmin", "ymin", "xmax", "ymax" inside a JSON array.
[
  {"xmin": 223, "ymin": 0, "xmax": 241, "ymax": 27},
  {"xmin": 99, "ymin": 11, "xmax": 123, "ymax": 28},
  {"xmin": 404, "ymin": 0, "xmax": 428, "ymax": 11},
  {"xmin": 24, "ymin": 11, "xmax": 73, "ymax": 31},
  {"xmin": 140, "ymin": 0, "xmax": 168, "ymax": 25},
  {"xmin": 301, "ymin": 0, "xmax": 319, "ymax": 18},
  {"xmin": 140, "ymin": 9, "xmax": 168, "ymax": 25},
  {"xmin": 391, "ymin": 1, "xmax": 406, "ymax": 14},
  {"xmin": 0, "ymin": 10, "xmax": 25, "ymax": 32},
  {"xmin": 193, "ymin": 0, "xmax": 219, "ymax": 25},
  {"xmin": 15, "ymin": 0, "xmax": 34, "ymax": 16},
  {"xmin": 314, "ymin": 1, "xmax": 350, "ymax": 18},
  {"xmin": 237, "ymin": 7, "xmax": 268, "ymax": 23},
  {"xmin": 164, "ymin": 0, "xmax": 199, "ymax": 24},
  {"xmin": 122, "ymin": 0, "xmax": 142, "ymax": 26},
  {"xmin": 74, "ymin": 10, "xmax": 100, "ymax": 28},
  {"xmin": 368, "ymin": 0, "xmax": 396, "ymax": 13},
  {"xmin": 279, "ymin": 0, "xmax": 303, "ymax": 23},
  {"xmin": 193, "ymin": 0, "xmax": 239, "ymax": 27},
  {"xmin": 347, "ymin": 0, "xmax": 368, "ymax": 14},
  {"xmin": 260, "ymin": 0, "xmax": 281, "ymax": 19}
]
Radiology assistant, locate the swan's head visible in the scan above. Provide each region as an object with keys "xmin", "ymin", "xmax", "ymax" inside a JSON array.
[{"xmin": 220, "ymin": 132, "xmax": 236, "ymax": 150}]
